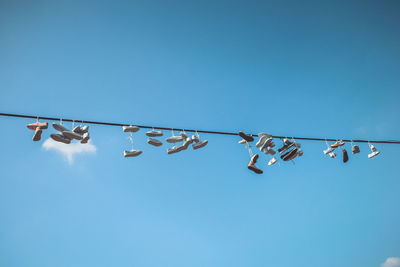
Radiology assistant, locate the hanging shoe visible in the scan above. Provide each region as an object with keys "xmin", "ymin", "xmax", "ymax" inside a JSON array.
[
  {"xmin": 167, "ymin": 145, "xmax": 182, "ymax": 154},
  {"xmin": 256, "ymin": 135, "xmax": 268, "ymax": 148},
  {"xmin": 27, "ymin": 122, "xmax": 48, "ymax": 131},
  {"xmin": 247, "ymin": 154, "xmax": 263, "ymax": 174},
  {"xmin": 193, "ymin": 140, "xmax": 208, "ymax": 150},
  {"xmin": 192, "ymin": 133, "xmax": 208, "ymax": 150},
  {"xmin": 329, "ymin": 152, "xmax": 336, "ymax": 158},
  {"xmin": 122, "ymin": 125, "xmax": 140, "ymax": 132},
  {"xmin": 124, "ymin": 149, "xmax": 142, "ymax": 157},
  {"xmin": 32, "ymin": 127, "xmax": 43, "ymax": 141},
  {"xmin": 342, "ymin": 149, "xmax": 349, "ymax": 163},
  {"xmin": 268, "ymin": 157, "xmax": 277, "ymax": 166},
  {"xmin": 260, "ymin": 137, "xmax": 275, "ymax": 151},
  {"xmin": 50, "ymin": 133, "xmax": 71, "ymax": 144},
  {"xmin": 352, "ymin": 145, "xmax": 360, "ymax": 154},
  {"xmin": 166, "ymin": 134, "xmax": 184, "ymax": 143},
  {"xmin": 238, "ymin": 139, "xmax": 247, "ymax": 144},
  {"xmin": 238, "ymin": 131, "xmax": 254, "ymax": 142},
  {"xmin": 278, "ymin": 138, "xmax": 296, "ymax": 154},
  {"xmin": 52, "ymin": 123, "xmax": 69, "ymax": 133},
  {"xmin": 298, "ymin": 149, "xmax": 304, "ymax": 157},
  {"xmin": 62, "ymin": 130, "xmax": 83, "ymax": 140},
  {"xmin": 368, "ymin": 151, "xmax": 380, "ymax": 159},
  {"xmin": 80, "ymin": 132, "xmax": 90, "ymax": 144},
  {"xmin": 331, "ymin": 140, "xmax": 345, "ymax": 148},
  {"xmin": 323, "ymin": 147, "xmax": 335, "ymax": 155},
  {"xmin": 368, "ymin": 143, "xmax": 380, "ymax": 158},
  {"xmin": 146, "ymin": 130, "xmax": 163, "ymax": 137},
  {"xmin": 147, "ymin": 138, "xmax": 162, "ymax": 147},
  {"xmin": 281, "ymin": 148, "xmax": 298, "ymax": 161}
]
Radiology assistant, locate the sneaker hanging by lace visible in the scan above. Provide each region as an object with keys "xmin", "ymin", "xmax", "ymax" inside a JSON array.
[
  {"xmin": 323, "ymin": 139, "xmax": 334, "ymax": 155},
  {"xmin": 368, "ymin": 142, "xmax": 380, "ymax": 159},
  {"xmin": 192, "ymin": 131, "xmax": 208, "ymax": 150},
  {"xmin": 27, "ymin": 117, "xmax": 48, "ymax": 142},
  {"xmin": 124, "ymin": 133, "xmax": 142, "ymax": 157},
  {"xmin": 351, "ymin": 140, "xmax": 360, "ymax": 154}
]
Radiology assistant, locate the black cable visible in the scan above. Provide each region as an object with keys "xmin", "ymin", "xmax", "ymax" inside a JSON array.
[{"xmin": 1, "ymin": 112, "xmax": 399, "ymax": 144}]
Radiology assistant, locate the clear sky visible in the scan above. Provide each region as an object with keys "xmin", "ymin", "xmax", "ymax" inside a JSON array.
[{"xmin": 1, "ymin": 1, "xmax": 400, "ymax": 267}]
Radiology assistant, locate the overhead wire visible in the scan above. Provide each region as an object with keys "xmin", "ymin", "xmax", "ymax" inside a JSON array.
[{"xmin": 1, "ymin": 112, "xmax": 399, "ymax": 144}]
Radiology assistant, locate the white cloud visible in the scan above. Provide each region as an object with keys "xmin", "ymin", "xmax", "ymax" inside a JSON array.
[
  {"xmin": 42, "ymin": 138, "xmax": 96, "ymax": 164},
  {"xmin": 381, "ymin": 257, "xmax": 400, "ymax": 267}
]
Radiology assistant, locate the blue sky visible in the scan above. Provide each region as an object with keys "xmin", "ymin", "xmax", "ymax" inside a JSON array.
[{"xmin": 1, "ymin": 0, "xmax": 400, "ymax": 266}]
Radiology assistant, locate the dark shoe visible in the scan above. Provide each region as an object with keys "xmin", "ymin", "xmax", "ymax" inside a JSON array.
[
  {"xmin": 238, "ymin": 131, "xmax": 254, "ymax": 142},
  {"xmin": 281, "ymin": 148, "xmax": 298, "ymax": 161},
  {"xmin": 343, "ymin": 149, "xmax": 349, "ymax": 163},
  {"xmin": 247, "ymin": 154, "xmax": 263, "ymax": 174}
]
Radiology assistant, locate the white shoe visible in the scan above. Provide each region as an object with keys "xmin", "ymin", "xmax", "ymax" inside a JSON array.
[
  {"xmin": 256, "ymin": 135, "xmax": 268, "ymax": 148},
  {"xmin": 368, "ymin": 151, "xmax": 380, "ymax": 158},
  {"xmin": 193, "ymin": 140, "xmax": 208, "ymax": 150},
  {"xmin": 50, "ymin": 133, "xmax": 71, "ymax": 144},
  {"xmin": 146, "ymin": 130, "xmax": 163, "ymax": 137},
  {"xmin": 238, "ymin": 139, "xmax": 247, "ymax": 144},
  {"xmin": 147, "ymin": 138, "xmax": 162, "ymax": 147},
  {"xmin": 324, "ymin": 147, "xmax": 334, "ymax": 155},
  {"xmin": 52, "ymin": 123, "xmax": 69, "ymax": 133},
  {"xmin": 62, "ymin": 130, "xmax": 83, "ymax": 140},
  {"xmin": 167, "ymin": 145, "xmax": 181, "ymax": 154},
  {"xmin": 166, "ymin": 135, "xmax": 184, "ymax": 143},
  {"xmin": 268, "ymin": 157, "xmax": 277, "ymax": 165},
  {"xmin": 123, "ymin": 125, "xmax": 140, "ymax": 132},
  {"xmin": 80, "ymin": 132, "xmax": 90, "ymax": 144},
  {"xmin": 124, "ymin": 150, "xmax": 142, "ymax": 157},
  {"xmin": 329, "ymin": 152, "xmax": 336, "ymax": 158}
]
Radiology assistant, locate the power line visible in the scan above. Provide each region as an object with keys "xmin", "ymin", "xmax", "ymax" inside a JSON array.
[{"xmin": 1, "ymin": 112, "xmax": 399, "ymax": 144}]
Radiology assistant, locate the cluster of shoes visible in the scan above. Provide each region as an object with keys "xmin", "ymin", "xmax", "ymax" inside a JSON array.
[
  {"xmin": 167, "ymin": 130, "xmax": 208, "ymax": 155},
  {"xmin": 238, "ymin": 131, "xmax": 304, "ymax": 174},
  {"xmin": 50, "ymin": 122, "xmax": 90, "ymax": 144},
  {"xmin": 27, "ymin": 120, "xmax": 49, "ymax": 141},
  {"xmin": 123, "ymin": 125, "xmax": 142, "ymax": 157},
  {"xmin": 323, "ymin": 140, "xmax": 380, "ymax": 161},
  {"xmin": 326, "ymin": 140, "xmax": 380, "ymax": 161},
  {"xmin": 278, "ymin": 138, "xmax": 303, "ymax": 161}
]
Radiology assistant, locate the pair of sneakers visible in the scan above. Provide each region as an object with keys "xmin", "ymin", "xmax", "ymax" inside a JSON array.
[
  {"xmin": 167, "ymin": 131, "xmax": 191, "ymax": 154},
  {"xmin": 122, "ymin": 126, "xmax": 142, "ymax": 157},
  {"xmin": 27, "ymin": 121, "xmax": 48, "ymax": 141},
  {"xmin": 278, "ymin": 138, "xmax": 301, "ymax": 154},
  {"xmin": 146, "ymin": 129, "xmax": 163, "ymax": 147},
  {"xmin": 72, "ymin": 125, "xmax": 90, "ymax": 144}
]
